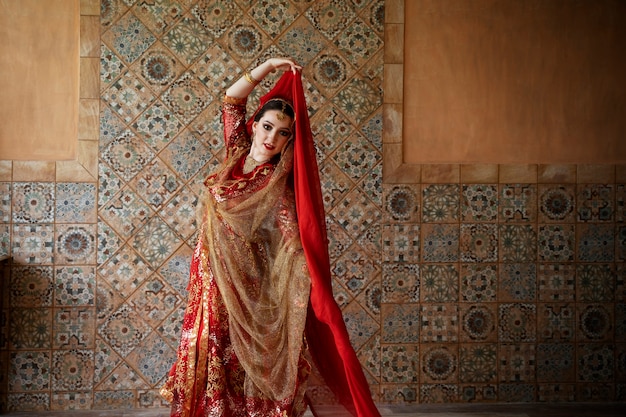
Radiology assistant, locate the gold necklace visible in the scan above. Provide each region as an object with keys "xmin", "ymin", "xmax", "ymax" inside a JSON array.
[{"xmin": 243, "ymin": 154, "xmax": 267, "ymax": 174}]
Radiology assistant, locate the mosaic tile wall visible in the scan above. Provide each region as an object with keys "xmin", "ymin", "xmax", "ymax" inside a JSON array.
[{"xmin": 0, "ymin": 0, "xmax": 624, "ymax": 412}]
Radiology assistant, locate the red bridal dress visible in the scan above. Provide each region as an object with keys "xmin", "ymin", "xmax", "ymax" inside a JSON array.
[{"xmin": 161, "ymin": 72, "xmax": 380, "ymax": 417}]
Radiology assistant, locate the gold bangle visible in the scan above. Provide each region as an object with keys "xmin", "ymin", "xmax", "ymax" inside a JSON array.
[{"xmin": 243, "ymin": 71, "xmax": 259, "ymax": 85}]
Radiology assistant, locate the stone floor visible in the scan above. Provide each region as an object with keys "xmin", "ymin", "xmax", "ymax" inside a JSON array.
[{"xmin": 2, "ymin": 403, "xmax": 625, "ymax": 417}]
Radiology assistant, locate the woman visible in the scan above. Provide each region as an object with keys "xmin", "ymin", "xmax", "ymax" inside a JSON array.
[{"xmin": 161, "ymin": 58, "xmax": 380, "ymax": 417}]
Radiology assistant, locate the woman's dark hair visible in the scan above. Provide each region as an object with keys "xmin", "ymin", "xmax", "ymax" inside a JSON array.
[{"xmin": 254, "ymin": 98, "xmax": 295, "ymax": 122}]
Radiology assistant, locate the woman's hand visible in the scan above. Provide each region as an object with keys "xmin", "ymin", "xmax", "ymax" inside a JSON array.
[
  {"xmin": 226, "ymin": 57, "xmax": 301, "ymax": 98},
  {"xmin": 267, "ymin": 57, "xmax": 301, "ymax": 74}
]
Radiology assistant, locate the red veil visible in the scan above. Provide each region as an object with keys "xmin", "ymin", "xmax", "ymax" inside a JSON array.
[{"xmin": 247, "ymin": 72, "xmax": 380, "ymax": 417}]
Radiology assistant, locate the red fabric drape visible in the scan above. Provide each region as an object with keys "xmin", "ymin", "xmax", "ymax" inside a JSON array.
[{"xmin": 248, "ymin": 72, "xmax": 380, "ymax": 417}]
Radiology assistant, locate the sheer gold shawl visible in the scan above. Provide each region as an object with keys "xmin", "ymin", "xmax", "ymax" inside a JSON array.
[{"xmin": 201, "ymin": 142, "xmax": 310, "ymax": 402}]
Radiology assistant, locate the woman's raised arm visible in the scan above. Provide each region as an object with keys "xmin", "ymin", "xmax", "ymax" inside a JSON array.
[{"xmin": 225, "ymin": 58, "xmax": 301, "ymax": 99}]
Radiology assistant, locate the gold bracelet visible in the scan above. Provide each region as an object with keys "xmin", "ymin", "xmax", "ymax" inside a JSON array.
[{"xmin": 243, "ymin": 71, "xmax": 259, "ymax": 85}]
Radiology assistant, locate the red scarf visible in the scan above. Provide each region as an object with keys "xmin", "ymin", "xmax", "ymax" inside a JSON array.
[{"xmin": 248, "ymin": 72, "xmax": 380, "ymax": 417}]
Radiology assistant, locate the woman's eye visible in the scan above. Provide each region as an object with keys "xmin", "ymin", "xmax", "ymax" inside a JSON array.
[
  {"xmin": 280, "ymin": 131, "xmax": 291, "ymax": 137},
  {"xmin": 263, "ymin": 124, "xmax": 271, "ymax": 130}
]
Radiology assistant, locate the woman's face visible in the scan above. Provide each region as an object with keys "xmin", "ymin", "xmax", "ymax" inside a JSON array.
[{"xmin": 250, "ymin": 110, "xmax": 293, "ymax": 162}]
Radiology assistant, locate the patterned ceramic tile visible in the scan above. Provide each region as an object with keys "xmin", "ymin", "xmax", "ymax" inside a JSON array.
[
  {"xmin": 192, "ymin": 43, "xmax": 242, "ymax": 93},
  {"xmin": 419, "ymin": 383, "xmax": 458, "ymax": 403},
  {"xmin": 420, "ymin": 264, "xmax": 458, "ymax": 302},
  {"xmin": 330, "ymin": 187, "xmax": 381, "ymax": 240},
  {"xmin": 538, "ymin": 224, "xmax": 575, "ymax": 262},
  {"xmin": 94, "ymin": 337, "xmax": 122, "ymax": 386},
  {"xmin": 305, "ymin": 0, "xmax": 357, "ymax": 40},
  {"xmin": 10, "ymin": 265, "xmax": 53, "ymax": 307},
  {"xmin": 102, "ymin": 70, "xmax": 157, "ymax": 123},
  {"xmin": 223, "ymin": 22, "xmax": 269, "ymax": 66},
  {"xmin": 498, "ymin": 343, "xmax": 535, "ymax": 382},
  {"xmin": 538, "ymin": 184, "xmax": 576, "ymax": 223},
  {"xmin": 538, "ymin": 263, "xmax": 575, "ymax": 301},
  {"xmin": 102, "ymin": 9, "xmax": 157, "ymax": 64},
  {"xmin": 159, "ymin": 186, "xmax": 198, "ymax": 241},
  {"xmin": 131, "ymin": 217, "xmax": 182, "ymax": 268},
  {"xmin": 98, "ymin": 161, "xmax": 123, "ymax": 209},
  {"xmin": 537, "ymin": 303, "xmax": 575, "ymax": 341},
  {"xmin": 577, "ymin": 344, "xmax": 614, "ymax": 382},
  {"xmin": 93, "ymin": 389, "xmax": 135, "ymax": 410},
  {"xmin": 577, "ymin": 184, "xmax": 614, "ymax": 222},
  {"xmin": 617, "ymin": 264, "xmax": 626, "ymax": 302},
  {"xmin": 498, "ymin": 303, "xmax": 536, "ymax": 342},
  {"xmin": 157, "ymin": 305, "xmax": 185, "ymax": 349},
  {"xmin": 499, "ymin": 184, "xmax": 537, "ymax": 222},
  {"xmin": 12, "ymin": 182, "xmax": 55, "ymax": 224},
  {"xmin": 460, "ymin": 223, "xmax": 498, "ymax": 263},
  {"xmin": 100, "ymin": 43, "xmax": 127, "ymax": 92},
  {"xmin": 191, "ymin": 0, "xmax": 243, "ymax": 38},
  {"xmin": 55, "ymin": 266, "xmax": 96, "ymax": 307},
  {"xmin": 310, "ymin": 53, "xmax": 354, "ymax": 98},
  {"xmin": 358, "ymin": 332, "xmax": 381, "ymax": 382},
  {"xmin": 131, "ymin": 101, "xmax": 185, "ymax": 152},
  {"xmin": 126, "ymin": 332, "xmax": 175, "ymax": 385},
  {"xmin": 421, "ymin": 344, "xmax": 458, "ymax": 384},
  {"xmin": 101, "ymin": 130, "xmax": 156, "ymax": 182},
  {"xmin": 578, "ymin": 304, "xmax": 613, "ymax": 342},
  {"xmin": 499, "ymin": 224, "xmax": 537, "ymax": 262},
  {"xmin": 334, "ymin": 76, "xmax": 381, "ymax": 125},
  {"xmin": 577, "ymin": 382, "xmax": 614, "ymax": 401},
  {"xmin": 498, "ymin": 383, "xmax": 535, "ymax": 402},
  {"xmin": 128, "ymin": 274, "xmax": 183, "ymax": 328},
  {"xmin": 381, "ymin": 344, "xmax": 418, "ymax": 383},
  {"xmin": 381, "ymin": 304, "xmax": 420, "ymax": 344},
  {"xmin": 133, "ymin": 0, "xmax": 184, "ymax": 35},
  {"xmin": 55, "ymin": 183, "xmax": 97, "ymax": 224},
  {"xmin": 383, "ymin": 184, "xmax": 420, "ymax": 223},
  {"xmin": 131, "ymin": 40, "xmax": 186, "ymax": 94},
  {"xmin": 162, "ymin": 14, "xmax": 211, "ymax": 65},
  {"xmin": 249, "ymin": 0, "xmax": 299, "ymax": 38},
  {"xmin": 462, "ymin": 184, "xmax": 498, "ymax": 222},
  {"xmin": 334, "ymin": 16, "xmax": 383, "ymax": 68},
  {"xmin": 53, "ymin": 308, "xmax": 95, "ymax": 349},
  {"xmin": 342, "ymin": 300, "xmax": 378, "ymax": 351},
  {"xmin": 422, "ymin": 184, "xmax": 460, "ymax": 223},
  {"xmin": 0, "ymin": 182, "xmax": 10, "ymax": 222},
  {"xmin": 536, "ymin": 383, "xmax": 576, "ymax": 402},
  {"xmin": 331, "ymin": 133, "xmax": 381, "ymax": 182},
  {"xmin": 617, "ymin": 225, "xmax": 626, "ymax": 262},
  {"xmin": 97, "ymin": 219, "xmax": 123, "ymax": 266},
  {"xmin": 459, "ymin": 384, "xmax": 498, "ymax": 402},
  {"xmin": 333, "ymin": 244, "xmax": 380, "ymax": 296},
  {"xmin": 325, "ymin": 218, "xmax": 353, "ymax": 263},
  {"xmin": 55, "ymin": 224, "xmax": 97, "ymax": 265},
  {"xmin": 459, "ymin": 304, "xmax": 497, "ymax": 342},
  {"xmin": 357, "ymin": 278, "xmax": 382, "ymax": 318},
  {"xmin": 162, "ymin": 71, "xmax": 212, "ymax": 124},
  {"xmin": 459, "ymin": 343, "xmax": 497, "ymax": 383},
  {"xmin": 9, "ymin": 308, "xmax": 52, "ymax": 349},
  {"xmin": 616, "ymin": 304, "xmax": 626, "ymax": 342},
  {"xmin": 9, "ymin": 351, "xmax": 51, "ymax": 392},
  {"xmin": 616, "ymin": 184, "xmax": 626, "ymax": 222},
  {"xmin": 577, "ymin": 223, "xmax": 615, "ymax": 262},
  {"xmin": 99, "ymin": 186, "xmax": 154, "ymax": 237},
  {"xmin": 11, "ymin": 224, "xmax": 55, "ymax": 265},
  {"xmin": 97, "ymin": 362, "xmax": 150, "ymax": 391},
  {"xmin": 420, "ymin": 304, "xmax": 458, "ymax": 343},
  {"xmin": 0, "ymin": 223, "xmax": 8, "ymax": 257},
  {"xmin": 382, "ymin": 223, "xmax": 420, "ymax": 263},
  {"xmin": 50, "ymin": 391, "xmax": 92, "ymax": 410},
  {"xmin": 460, "ymin": 264, "xmax": 497, "ymax": 302},
  {"xmin": 498, "ymin": 263, "xmax": 536, "ymax": 302},
  {"xmin": 98, "ymin": 245, "xmax": 154, "ymax": 299},
  {"xmin": 379, "ymin": 384, "xmax": 417, "ymax": 404},
  {"xmin": 129, "ymin": 158, "xmax": 181, "ymax": 209},
  {"xmin": 576, "ymin": 263, "xmax": 615, "ymax": 302},
  {"xmin": 100, "ymin": 0, "xmax": 130, "ymax": 28},
  {"xmin": 381, "ymin": 263, "xmax": 419, "ymax": 303},
  {"xmin": 421, "ymin": 224, "xmax": 459, "ymax": 263},
  {"xmin": 160, "ymin": 131, "xmax": 212, "ymax": 182},
  {"xmin": 98, "ymin": 303, "xmax": 153, "ymax": 357}
]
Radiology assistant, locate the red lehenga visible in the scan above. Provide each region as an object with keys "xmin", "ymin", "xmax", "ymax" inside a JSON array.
[{"xmin": 161, "ymin": 72, "xmax": 380, "ymax": 417}]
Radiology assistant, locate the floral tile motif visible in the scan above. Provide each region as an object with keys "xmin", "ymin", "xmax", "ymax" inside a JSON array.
[
  {"xmin": 99, "ymin": 245, "xmax": 153, "ymax": 299},
  {"xmin": 577, "ymin": 184, "xmax": 614, "ymax": 222},
  {"xmin": 55, "ymin": 266, "xmax": 96, "ymax": 307},
  {"xmin": 305, "ymin": 0, "xmax": 356, "ymax": 40},
  {"xmin": 312, "ymin": 105, "xmax": 354, "ymax": 159},
  {"xmin": 538, "ymin": 185, "xmax": 575, "ymax": 223},
  {"xmin": 381, "ymin": 344, "xmax": 418, "ymax": 383},
  {"xmin": 420, "ymin": 264, "xmax": 458, "ymax": 302},
  {"xmin": 379, "ymin": 385, "xmax": 417, "ymax": 404},
  {"xmin": 576, "ymin": 263, "xmax": 615, "ymax": 302},
  {"xmin": 334, "ymin": 17, "xmax": 382, "ymax": 68},
  {"xmin": 462, "ymin": 184, "xmax": 498, "ymax": 222},
  {"xmin": 131, "ymin": 101, "xmax": 184, "ymax": 152},
  {"xmin": 97, "ymin": 362, "xmax": 150, "ymax": 391},
  {"xmin": 357, "ymin": 211, "xmax": 382, "ymax": 255},
  {"xmin": 129, "ymin": 158, "xmax": 181, "ymax": 209},
  {"xmin": 133, "ymin": 0, "xmax": 184, "ymax": 35},
  {"xmin": 357, "ymin": 278, "xmax": 382, "ymax": 318},
  {"xmin": 0, "ymin": 224, "xmax": 8, "ymax": 257},
  {"xmin": 98, "ymin": 162, "xmax": 123, "ymax": 208},
  {"xmin": 459, "ymin": 343, "xmax": 497, "ymax": 383},
  {"xmin": 9, "ymin": 351, "xmax": 50, "ymax": 392},
  {"xmin": 131, "ymin": 217, "xmax": 182, "ymax": 268},
  {"xmin": 460, "ymin": 264, "xmax": 497, "ymax": 302},
  {"xmin": 422, "ymin": 184, "xmax": 460, "ymax": 223},
  {"xmin": 100, "ymin": 43, "xmax": 127, "ymax": 92},
  {"xmin": 223, "ymin": 23, "xmax": 268, "ymax": 65},
  {"xmin": 98, "ymin": 303, "xmax": 152, "ymax": 357},
  {"xmin": 160, "ymin": 186, "xmax": 198, "ymax": 241},
  {"xmin": 189, "ymin": 102, "xmax": 225, "ymax": 154},
  {"xmin": 578, "ymin": 304, "xmax": 613, "ymax": 342},
  {"xmin": 55, "ymin": 183, "xmax": 97, "ymax": 224},
  {"xmin": 499, "ymin": 224, "xmax": 537, "ymax": 262},
  {"xmin": 51, "ymin": 391, "xmax": 93, "ymax": 410},
  {"xmin": 538, "ymin": 224, "xmax": 575, "ymax": 262},
  {"xmin": 100, "ymin": 0, "xmax": 130, "ymax": 28},
  {"xmin": 162, "ymin": 71, "xmax": 212, "ymax": 124},
  {"xmin": 334, "ymin": 77, "xmax": 380, "ymax": 125},
  {"xmin": 93, "ymin": 389, "xmax": 135, "ymax": 410},
  {"xmin": 498, "ymin": 303, "xmax": 536, "ymax": 342},
  {"xmin": 101, "ymin": 130, "xmax": 156, "ymax": 182},
  {"xmin": 10, "ymin": 308, "xmax": 52, "ymax": 349},
  {"xmin": 53, "ymin": 308, "xmax": 95, "ymax": 349},
  {"xmin": 536, "ymin": 384, "xmax": 576, "ymax": 402},
  {"xmin": 10, "ymin": 265, "xmax": 53, "ymax": 307},
  {"xmin": 102, "ymin": 12, "xmax": 156, "ymax": 64},
  {"xmin": 342, "ymin": 301, "xmax": 378, "ymax": 351},
  {"xmin": 616, "ymin": 184, "xmax": 626, "ymax": 222},
  {"xmin": 12, "ymin": 224, "xmax": 55, "ymax": 265},
  {"xmin": 192, "ymin": 0, "xmax": 243, "ymax": 38},
  {"xmin": 420, "ymin": 304, "xmax": 458, "ymax": 343},
  {"xmin": 331, "ymin": 133, "xmax": 381, "ymax": 182},
  {"xmin": 383, "ymin": 184, "xmax": 420, "ymax": 223},
  {"xmin": 310, "ymin": 53, "xmax": 353, "ymax": 98},
  {"xmin": 160, "ymin": 130, "xmax": 211, "ymax": 181},
  {"xmin": 577, "ymin": 382, "xmax": 614, "ymax": 401},
  {"xmin": 362, "ymin": 0, "xmax": 385, "ymax": 34},
  {"xmin": 330, "ymin": 187, "xmax": 381, "ymax": 240},
  {"xmin": 12, "ymin": 182, "xmax": 55, "ymax": 224},
  {"xmin": 96, "ymin": 279, "xmax": 125, "ymax": 324},
  {"xmin": 577, "ymin": 223, "xmax": 615, "ymax": 262},
  {"xmin": 100, "ymin": 186, "xmax": 154, "ymax": 237},
  {"xmin": 381, "ymin": 263, "xmax": 419, "ymax": 303},
  {"xmin": 333, "ymin": 244, "xmax": 380, "ymax": 296},
  {"xmin": 499, "ymin": 184, "xmax": 537, "ymax": 222},
  {"xmin": 128, "ymin": 275, "xmax": 183, "ymax": 328},
  {"xmin": 158, "ymin": 244, "xmax": 193, "ymax": 297},
  {"xmin": 0, "ymin": 182, "xmax": 10, "ymax": 222},
  {"xmin": 618, "ymin": 225, "xmax": 626, "ymax": 262},
  {"xmin": 538, "ymin": 263, "xmax": 575, "ymax": 301},
  {"xmin": 382, "ymin": 223, "xmax": 420, "ymax": 263},
  {"xmin": 460, "ymin": 223, "xmax": 498, "ymax": 263},
  {"xmin": 578, "ymin": 344, "xmax": 614, "ymax": 382},
  {"xmin": 131, "ymin": 41, "xmax": 186, "ymax": 96},
  {"xmin": 460, "ymin": 304, "xmax": 497, "ymax": 342},
  {"xmin": 158, "ymin": 306, "xmax": 185, "ymax": 349},
  {"xmin": 249, "ymin": 0, "xmax": 299, "ymax": 38},
  {"xmin": 381, "ymin": 304, "xmax": 420, "ymax": 344},
  {"xmin": 192, "ymin": 43, "xmax": 242, "ymax": 92},
  {"xmin": 325, "ymin": 218, "xmax": 353, "ymax": 263},
  {"xmin": 459, "ymin": 384, "xmax": 498, "ymax": 402},
  {"xmin": 498, "ymin": 263, "xmax": 536, "ymax": 301},
  {"xmin": 421, "ymin": 224, "xmax": 459, "ymax": 263},
  {"xmin": 421, "ymin": 345, "xmax": 458, "ymax": 384},
  {"xmin": 94, "ymin": 337, "xmax": 122, "ymax": 386},
  {"xmin": 498, "ymin": 383, "xmax": 535, "ymax": 402},
  {"xmin": 332, "ymin": 280, "xmax": 351, "ymax": 309},
  {"xmin": 126, "ymin": 332, "xmax": 175, "ymax": 385},
  {"xmin": 537, "ymin": 303, "xmax": 575, "ymax": 341},
  {"xmin": 498, "ymin": 343, "xmax": 535, "ymax": 382},
  {"xmin": 419, "ymin": 383, "xmax": 458, "ymax": 403},
  {"xmin": 55, "ymin": 224, "xmax": 97, "ymax": 265},
  {"xmin": 162, "ymin": 14, "xmax": 211, "ymax": 65},
  {"xmin": 102, "ymin": 71, "xmax": 156, "ymax": 123}
]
